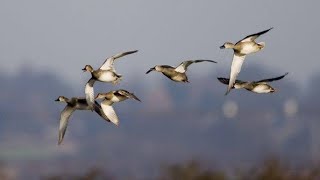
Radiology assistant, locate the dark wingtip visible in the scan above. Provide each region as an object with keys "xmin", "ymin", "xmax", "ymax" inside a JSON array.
[
  {"xmin": 128, "ymin": 50, "xmax": 139, "ymax": 54},
  {"xmin": 132, "ymin": 94, "xmax": 141, "ymax": 102},
  {"xmin": 225, "ymin": 89, "xmax": 231, "ymax": 96}
]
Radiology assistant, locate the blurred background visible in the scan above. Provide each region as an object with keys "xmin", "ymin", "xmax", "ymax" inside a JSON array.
[{"xmin": 0, "ymin": 1, "xmax": 320, "ymax": 179}]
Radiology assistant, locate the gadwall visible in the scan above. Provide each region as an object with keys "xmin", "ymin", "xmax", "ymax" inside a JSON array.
[
  {"xmin": 146, "ymin": 59, "xmax": 217, "ymax": 82},
  {"xmin": 217, "ymin": 72, "xmax": 288, "ymax": 94},
  {"xmin": 95, "ymin": 89, "xmax": 141, "ymax": 126},
  {"xmin": 55, "ymin": 96, "xmax": 113, "ymax": 145},
  {"xmin": 220, "ymin": 28, "xmax": 273, "ymax": 95}
]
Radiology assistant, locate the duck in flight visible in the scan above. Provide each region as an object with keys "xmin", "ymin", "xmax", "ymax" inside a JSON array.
[
  {"xmin": 95, "ymin": 89, "xmax": 141, "ymax": 126},
  {"xmin": 146, "ymin": 59, "xmax": 217, "ymax": 82},
  {"xmin": 217, "ymin": 72, "xmax": 288, "ymax": 94},
  {"xmin": 55, "ymin": 96, "xmax": 113, "ymax": 145},
  {"xmin": 82, "ymin": 50, "xmax": 138, "ymax": 111},
  {"xmin": 220, "ymin": 28, "xmax": 273, "ymax": 95}
]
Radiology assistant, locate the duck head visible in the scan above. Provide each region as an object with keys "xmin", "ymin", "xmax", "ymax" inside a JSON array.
[
  {"xmin": 82, "ymin": 65, "xmax": 94, "ymax": 72},
  {"xmin": 220, "ymin": 42, "xmax": 234, "ymax": 49},
  {"xmin": 55, "ymin": 96, "xmax": 68, "ymax": 102}
]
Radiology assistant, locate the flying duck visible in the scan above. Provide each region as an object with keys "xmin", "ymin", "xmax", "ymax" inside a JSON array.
[
  {"xmin": 82, "ymin": 50, "xmax": 138, "ymax": 110},
  {"xmin": 95, "ymin": 89, "xmax": 141, "ymax": 126},
  {"xmin": 55, "ymin": 96, "xmax": 112, "ymax": 145},
  {"xmin": 217, "ymin": 72, "xmax": 288, "ymax": 94},
  {"xmin": 220, "ymin": 28, "xmax": 273, "ymax": 95},
  {"xmin": 146, "ymin": 59, "xmax": 217, "ymax": 82}
]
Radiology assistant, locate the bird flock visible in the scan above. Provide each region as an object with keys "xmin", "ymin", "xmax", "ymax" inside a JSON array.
[{"xmin": 56, "ymin": 28, "xmax": 288, "ymax": 145}]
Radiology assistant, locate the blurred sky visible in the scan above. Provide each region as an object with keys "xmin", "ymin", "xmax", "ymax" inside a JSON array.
[{"xmin": 1, "ymin": 1, "xmax": 319, "ymax": 88}]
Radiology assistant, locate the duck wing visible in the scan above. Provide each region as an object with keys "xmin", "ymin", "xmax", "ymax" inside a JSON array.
[
  {"xmin": 85, "ymin": 78, "xmax": 96, "ymax": 110},
  {"xmin": 217, "ymin": 77, "xmax": 246, "ymax": 85},
  {"xmin": 225, "ymin": 53, "xmax": 246, "ymax": 95},
  {"xmin": 256, "ymin": 72, "xmax": 289, "ymax": 83},
  {"xmin": 58, "ymin": 106, "xmax": 76, "ymax": 145},
  {"xmin": 101, "ymin": 100, "xmax": 119, "ymax": 126},
  {"xmin": 99, "ymin": 50, "xmax": 138, "ymax": 71},
  {"xmin": 93, "ymin": 101, "xmax": 112, "ymax": 123},
  {"xmin": 237, "ymin": 27, "xmax": 273, "ymax": 44},
  {"xmin": 175, "ymin": 59, "xmax": 217, "ymax": 73},
  {"xmin": 117, "ymin": 90, "xmax": 141, "ymax": 102}
]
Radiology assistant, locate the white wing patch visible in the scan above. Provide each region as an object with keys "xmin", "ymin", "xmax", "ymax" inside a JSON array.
[
  {"xmin": 85, "ymin": 78, "xmax": 96, "ymax": 109},
  {"xmin": 58, "ymin": 106, "xmax": 75, "ymax": 145},
  {"xmin": 175, "ymin": 63, "xmax": 187, "ymax": 73},
  {"xmin": 99, "ymin": 50, "xmax": 138, "ymax": 71},
  {"xmin": 227, "ymin": 54, "xmax": 246, "ymax": 94},
  {"xmin": 100, "ymin": 57, "xmax": 115, "ymax": 71},
  {"xmin": 101, "ymin": 101, "xmax": 119, "ymax": 126}
]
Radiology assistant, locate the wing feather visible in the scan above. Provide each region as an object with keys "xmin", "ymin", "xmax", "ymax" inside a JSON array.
[
  {"xmin": 85, "ymin": 78, "xmax": 96, "ymax": 109},
  {"xmin": 237, "ymin": 27, "xmax": 273, "ymax": 43},
  {"xmin": 256, "ymin": 72, "xmax": 289, "ymax": 83},
  {"xmin": 99, "ymin": 50, "xmax": 138, "ymax": 70},
  {"xmin": 226, "ymin": 54, "xmax": 246, "ymax": 95},
  {"xmin": 217, "ymin": 77, "xmax": 245, "ymax": 85},
  {"xmin": 101, "ymin": 101, "xmax": 119, "ymax": 126},
  {"xmin": 175, "ymin": 59, "xmax": 217, "ymax": 73},
  {"xmin": 58, "ymin": 106, "xmax": 75, "ymax": 145},
  {"xmin": 93, "ymin": 101, "xmax": 112, "ymax": 123},
  {"xmin": 117, "ymin": 90, "xmax": 141, "ymax": 102}
]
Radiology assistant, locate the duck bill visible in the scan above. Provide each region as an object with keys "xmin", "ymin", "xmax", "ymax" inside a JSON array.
[
  {"xmin": 54, "ymin": 98, "xmax": 59, "ymax": 101},
  {"xmin": 270, "ymin": 88, "xmax": 276, "ymax": 93},
  {"xmin": 146, "ymin": 67, "xmax": 155, "ymax": 74},
  {"xmin": 82, "ymin": 68, "xmax": 86, "ymax": 72},
  {"xmin": 220, "ymin": 45, "xmax": 225, "ymax": 49}
]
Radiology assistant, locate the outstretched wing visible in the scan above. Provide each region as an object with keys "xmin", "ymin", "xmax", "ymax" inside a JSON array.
[
  {"xmin": 175, "ymin": 59, "xmax": 217, "ymax": 73},
  {"xmin": 217, "ymin": 77, "xmax": 246, "ymax": 86},
  {"xmin": 93, "ymin": 101, "xmax": 112, "ymax": 123},
  {"xmin": 237, "ymin": 27, "xmax": 273, "ymax": 43},
  {"xmin": 58, "ymin": 106, "xmax": 76, "ymax": 145},
  {"xmin": 101, "ymin": 101, "xmax": 119, "ymax": 126},
  {"xmin": 256, "ymin": 72, "xmax": 289, "ymax": 83},
  {"xmin": 99, "ymin": 50, "xmax": 138, "ymax": 71},
  {"xmin": 225, "ymin": 53, "xmax": 246, "ymax": 95},
  {"xmin": 85, "ymin": 78, "xmax": 96, "ymax": 109},
  {"xmin": 117, "ymin": 90, "xmax": 141, "ymax": 102}
]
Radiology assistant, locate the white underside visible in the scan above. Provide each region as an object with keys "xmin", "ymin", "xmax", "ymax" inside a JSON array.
[
  {"xmin": 252, "ymin": 85, "xmax": 270, "ymax": 93},
  {"xmin": 98, "ymin": 71, "xmax": 117, "ymax": 82},
  {"xmin": 111, "ymin": 96, "xmax": 121, "ymax": 102},
  {"xmin": 240, "ymin": 44, "xmax": 258, "ymax": 55}
]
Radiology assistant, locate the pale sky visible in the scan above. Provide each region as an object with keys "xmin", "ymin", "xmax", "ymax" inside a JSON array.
[{"xmin": 1, "ymin": 1, "xmax": 319, "ymax": 87}]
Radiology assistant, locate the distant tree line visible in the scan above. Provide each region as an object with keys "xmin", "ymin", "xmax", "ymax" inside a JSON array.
[{"xmin": 1, "ymin": 158, "xmax": 320, "ymax": 180}]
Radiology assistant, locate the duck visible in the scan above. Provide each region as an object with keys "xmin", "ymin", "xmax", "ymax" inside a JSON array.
[
  {"xmin": 55, "ymin": 96, "xmax": 113, "ymax": 145},
  {"xmin": 217, "ymin": 72, "xmax": 288, "ymax": 94},
  {"xmin": 82, "ymin": 50, "xmax": 138, "ymax": 110},
  {"xmin": 146, "ymin": 59, "xmax": 217, "ymax": 82},
  {"xmin": 220, "ymin": 28, "xmax": 273, "ymax": 95},
  {"xmin": 95, "ymin": 89, "xmax": 141, "ymax": 126}
]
